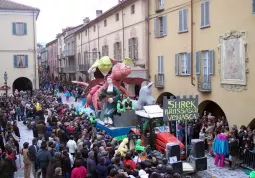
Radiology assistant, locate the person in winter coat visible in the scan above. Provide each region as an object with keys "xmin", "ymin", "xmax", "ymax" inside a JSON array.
[
  {"xmin": 65, "ymin": 90, "xmax": 71, "ymax": 102},
  {"xmin": 96, "ymin": 157, "xmax": 108, "ymax": 178},
  {"xmin": 37, "ymin": 141, "xmax": 52, "ymax": 178},
  {"xmin": 61, "ymin": 150, "xmax": 72, "ymax": 178},
  {"xmin": 87, "ymin": 151, "xmax": 97, "ymax": 178},
  {"xmin": 22, "ymin": 142, "xmax": 32, "ymax": 178},
  {"xmin": 66, "ymin": 136, "xmax": 77, "ymax": 156},
  {"xmin": 71, "ymin": 159, "xmax": 87, "ymax": 178},
  {"xmin": 46, "ymin": 152, "xmax": 61, "ymax": 178},
  {"xmin": 53, "ymin": 167, "xmax": 62, "ymax": 178},
  {"xmin": 123, "ymin": 152, "xmax": 136, "ymax": 170},
  {"xmin": 0, "ymin": 152, "xmax": 17, "ymax": 178},
  {"xmin": 28, "ymin": 138, "xmax": 39, "ymax": 178},
  {"xmin": 229, "ymin": 133, "xmax": 239, "ymax": 170}
]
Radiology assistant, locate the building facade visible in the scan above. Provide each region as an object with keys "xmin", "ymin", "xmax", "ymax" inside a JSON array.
[
  {"xmin": 149, "ymin": 0, "xmax": 255, "ymax": 127},
  {"xmin": 0, "ymin": 0, "xmax": 39, "ymax": 92},
  {"xmin": 75, "ymin": 0, "xmax": 149, "ymax": 96},
  {"xmin": 38, "ymin": 47, "xmax": 47, "ymax": 79},
  {"xmin": 46, "ymin": 39, "xmax": 58, "ymax": 80}
]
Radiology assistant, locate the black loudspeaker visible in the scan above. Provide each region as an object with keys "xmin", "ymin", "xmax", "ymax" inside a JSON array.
[
  {"xmin": 191, "ymin": 139, "xmax": 205, "ymax": 158},
  {"xmin": 190, "ymin": 156, "xmax": 207, "ymax": 171},
  {"xmin": 166, "ymin": 143, "xmax": 180, "ymax": 161},
  {"xmin": 171, "ymin": 161, "xmax": 183, "ymax": 174}
]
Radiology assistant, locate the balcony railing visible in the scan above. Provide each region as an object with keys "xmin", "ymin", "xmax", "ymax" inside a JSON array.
[
  {"xmin": 63, "ymin": 66, "xmax": 76, "ymax": 73},
  {"xmin": 78, "ymin": 64, "xmax": 90, "ymax": 72},
  {"xmin": 155, "ymin": 74, "xmax": 164, "ymax": 88},
  {"xmin": 63, "ymin": 49, "xmax": 75, "ymax": 57},
  {"xmin": 197, "ymin": 75, "xmax": 211, "ymax": 92}
]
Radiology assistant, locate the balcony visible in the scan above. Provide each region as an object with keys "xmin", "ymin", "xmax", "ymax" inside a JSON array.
[
  {"xmin": 58, "ymin": 67, "xmax": 64, "ymax": 73},
  {"xmin": 197, "ymin": 75, "xmax": 211, "ymax": 92},
  {"xmin": 155, "ymin": 74, "xmax": 164, "ymax": 88},
  {"xmin": 78, "ymin": 64, "xmax": 90, "ymax": 73},
  {"xmin": 63, "ymin": 66, "xmax": 76, "ymax": 73},
  {"xmin": 64, "ymin": 49, "xmax": 75, "ymax": 57}
]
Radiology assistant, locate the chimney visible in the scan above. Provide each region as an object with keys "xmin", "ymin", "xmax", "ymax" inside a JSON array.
[
  {"xmin": 96, "ymin": 10, "xmax": 103, "ymax": 17},
  {"xmin": 83, "ymin": 17, "xmax": 90, "ymax": 25},
  {"xmin": 118, "ymin": 0, "xmax": 123, "ymax": 3}
]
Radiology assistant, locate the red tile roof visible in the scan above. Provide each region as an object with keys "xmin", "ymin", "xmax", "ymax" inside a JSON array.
[{"xmin": 0, "ymin": 0, "xmax": 39, "ymax": 11}]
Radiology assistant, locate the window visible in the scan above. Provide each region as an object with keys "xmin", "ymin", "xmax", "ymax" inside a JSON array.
[
  {"xmin": 84, "ymin": 51, "xmax": 89, "ymax": 64},
  {"xmin": 253, "ymin": 0, "xmax": 255, "ymax": 14},
  {"xmin": 195, "ymin": 50, "xmax": 214, "ymax": 75},
  {"xmin": 157, "ymin": 56, "xmax": 164, "ymax": 74},
  {"xmin": 114, "ymin": 42, "xmax": 122, "ymax": 61},
  {"xmin": 12, "ymin": 22, "xmax": 27, "ymax": 36},
  {"xmin": 155, "ymin": 0, "xmax": 164, "ymax": 11},
  {"xmin": 201, "ymin": 1, "xmax": 210, "ymax": 28},
  {"xmin": 102, "ymin": 45, "xmax": 109, "ymax": 56},
  {"xmin": 131, "ymin": 5, "xmax": 135, "ymax": 14},
  {"xmin": 174, "ymin": 53, "xmax": 191, "ymax": 76},
  {"xmin": 104, "ymin": 19, "xmax": 107, "ymax": 27},
  {"xmin": 13, "ymin": 55, "xmax": 28, "ymax": 68},
  {"xmin": 93, "ymin": 26, "xmax": 96, "ymax": 32},
  {"xmin": 128, "ymin": 38, "xmax": 138, "ymax": 59},
  {"xmin": 78, "ymin": 33, "xmax": 80, "ymax": 40},
  {"xmin": 92, "ymin": 48, "xmax": 97, "ymax": 62},
  {"xmin": 85, "ymin": 30, "xmax": 87, "ymax": 36},
  {"xmin": 78, "ymin": 53, "xmax": 81, "ymax": 65},
  {"xmin": 179, "ymin": 8, "xmax": 188, "ymax": 33},
  {"xmin": 154, "ymin": 16, "xmax": 167, "ymax": 38},
  {"xmin": 116, "ymin": 13, "xmax": 119, "ymax": 21}
]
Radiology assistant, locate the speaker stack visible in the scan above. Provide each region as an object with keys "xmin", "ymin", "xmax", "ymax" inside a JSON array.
[
  {"xmin": 166, "ymin": 143, "xmax": 183, "ymax": 174},
  {"xmin": 190, "ymin": 139, "xmax": 207, "ymax": 171}
]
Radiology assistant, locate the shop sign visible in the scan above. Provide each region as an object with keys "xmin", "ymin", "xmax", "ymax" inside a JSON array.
[{"xmin": 163, "ymin": 95, "xmax": 199, "ymax": 121}]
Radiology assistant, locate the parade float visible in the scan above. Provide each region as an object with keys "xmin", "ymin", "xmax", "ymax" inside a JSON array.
[{"xmin": 72, "ymin": 56, "xmax": 183, "ymax": 151}]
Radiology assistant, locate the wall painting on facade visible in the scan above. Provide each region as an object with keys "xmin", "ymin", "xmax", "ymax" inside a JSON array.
[{"xmin": 218, "ymin": 31, "xmax": 249, "ymax": 92}]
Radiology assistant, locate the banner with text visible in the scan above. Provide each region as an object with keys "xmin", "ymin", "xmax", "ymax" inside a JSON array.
[{"xmin": 163, "ymin": 95, "xmax": 199, "ymax": 121}]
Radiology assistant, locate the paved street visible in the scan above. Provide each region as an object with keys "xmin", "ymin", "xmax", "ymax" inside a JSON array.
[{"xmin": 14, "ymin": 95, "xmax": 249, "ymax": 178}]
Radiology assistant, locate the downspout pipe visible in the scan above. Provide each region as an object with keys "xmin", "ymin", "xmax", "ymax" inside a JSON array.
[
  {"xmin": 191, "ymin": 0, "xmax": 195, "ymax": 86},
  {"xmin": 147, "ymin": 0, "xmax": 150, "ymax": 81},
  {"xmin": 33, "ymin": 11, "xmax": 37, "ymax": 90},
  {"xmin": 122, "ymin": 8, "xmax": 125, "ymax": 59}
]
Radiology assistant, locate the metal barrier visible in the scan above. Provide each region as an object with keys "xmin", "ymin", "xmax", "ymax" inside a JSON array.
[{"xmin": 241, "ymin": 149, "xmax": 255, "ymax": 170}]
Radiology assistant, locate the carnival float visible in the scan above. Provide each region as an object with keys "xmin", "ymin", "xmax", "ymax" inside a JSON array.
[{"xmin": 72, "ymin": 56, "xmax": 184, "ymax": 153}]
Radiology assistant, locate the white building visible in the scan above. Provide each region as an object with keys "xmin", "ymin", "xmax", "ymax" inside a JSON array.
[{"xmin": 0, "ymin": 0, "xmax": 40, "ymax": 92}]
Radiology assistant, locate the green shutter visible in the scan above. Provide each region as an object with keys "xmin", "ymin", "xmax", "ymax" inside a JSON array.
[
  {"xmin": 114, "ymin": 43, "xmax": 116, "ymax": 60},
  {"xmin": 187, "ymin": 53, "xmax": 191, "ymax": 75},
  {"xmin": 209, "ymin": 50, "xmax": 214, "ymax": 75},
  {"xmin": 24, "ymin": 23, "xmax": 27, "ymax": 35},
  {"xmin": 154, "ymin": 18, "xmax": 157, "ymax": 38},
  {"xmin": 162, "ymin": 15, "xmax": 167, "ymax": 36},
  {"xmin": 128, "ymin": 39, "xmax": 131, "ymax": 58},
  {"xmin": 25, "ymin": 55, "xmax": 28, "ymax": 67},
  {"xmin": 253, "ymin": 0, "xmax": 255, "ymax": 14},
  {"xmin": 201, "ymin": 3, "xmax": 205, "ymax": 27},
  {"xmin": 12, "ymin": 23, "xmax": 16, "ymax": 35},
  {"xmin": 175, "ymin": 54, "xmax": 179, "ymax": 76},
  {"xmin": 196, "ymin": 51, "xmax": 201, "ymax": 74},
  {"xmin": 13, "ymin": 55, "xmax": 17, "ymax": 67},
  {"xmin": 135, "ymin": 38, "xmax": 138, "ymax": 59},
  {"xmin": 179, "ymin": 10, "xmax": 182, "ymax": 32}
]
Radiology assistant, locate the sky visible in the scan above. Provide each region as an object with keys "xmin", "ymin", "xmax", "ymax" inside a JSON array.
[{"xmin": 13, "ymin": 0, "xmax": 118, "ymax": 44}]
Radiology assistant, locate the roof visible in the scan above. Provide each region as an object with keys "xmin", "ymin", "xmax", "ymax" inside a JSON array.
[
  {"xmin": 0, "ymin": 0, "xmax": 40, "ymax": 18},
  {"xmin": 56, "ymin": 24, "xmax": 83, "ymax": 38},
  {"xmin": 46, "ymin": 39, "xmax": 57, "ymax": 47},
  {"xmin": 65, "ymin": 24, "xmax": 84, "ymax": 39},
  {"xmin": 75, "ymin": 0, "xmax": 136, "ymax": 34}
]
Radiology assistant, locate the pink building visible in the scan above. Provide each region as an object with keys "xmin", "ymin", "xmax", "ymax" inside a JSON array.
[{"xmin": 46, "ymin": 39, "xmax": 58, "ymax": 80}]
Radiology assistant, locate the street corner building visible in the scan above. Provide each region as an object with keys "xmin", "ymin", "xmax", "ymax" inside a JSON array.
[
  {"xmin": 0, "ymin": 0, "xmax": 40, "ymax": 93},
  {"xmin": 149, "ymin": 0, "xmax": 255, "ymax": 128}
]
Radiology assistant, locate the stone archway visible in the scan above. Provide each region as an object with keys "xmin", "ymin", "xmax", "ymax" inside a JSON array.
[
  {"xmin": 156, "ymin": 92, "xmax": 176, "ymax": 108},
  {"xmin": 198, "ymin": 100, "xmax": 226, "ymax": 120},
  {"xmin": 248, "ymin": 119, "xmax": 255, "ymax": 130},
  {"xmin": 13, "ymin": 77, "xmax": 32, "ymax": 93}
]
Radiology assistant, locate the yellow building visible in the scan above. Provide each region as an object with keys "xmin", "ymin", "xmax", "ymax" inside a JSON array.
[
  {"xmin": 149, "ymin": 0, "xmax": 255, "ymax": 128},
  {"xmin": 0, "ymin": 0, "xmax": 40, "ymax": 92}
]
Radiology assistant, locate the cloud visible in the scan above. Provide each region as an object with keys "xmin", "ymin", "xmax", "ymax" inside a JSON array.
[{"xmin": 12, "ymin": 0, "xmax": 118, "ymax": 43}]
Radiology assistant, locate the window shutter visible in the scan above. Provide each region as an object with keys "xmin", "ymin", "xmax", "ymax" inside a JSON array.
[
  {"xmin": 175, "ymin": 54, "xmax": 179, "ymax": 76},
  {"xmin": 201, "ymin": 3, "xmax": 205, "ymax": 27},
  {"xmin": 135, "ymin": 38, "xmax": 138, "ymax": 59},
  {"xmin": 160, "ymin": 56, "xmax": 164, "ymax": 74},
  {"xmin": 162, "ymin": 15, "xmax": 167, "ymax": 36},
  {"xmin": 25, "ymin": 55, "xmax": 28, "ymax": 67},
  {"xmin": 205, "ymin": 1, "xmax": 210, "ymax": 26},
  {"xmin": 12, "ymin": 23, "xmax": 16, "ymax": 35},
  {"xmin": 209, "ymin": 50, "xmax": 214, "ymax": 75},
  {"xmin": 157, "ymin": 56, "xmax": 161, "ymax": 74},
  {"xmin": 184, "ymin": 9, "xmax": 188, "ymax": 31},
  {"xmin": 187, "ymin": 53, "xmax": 191, "ymax": 75},
  {"xmin": 253, "ymin": 0, "xmax": 255, "ymax": 14},
  {"xmin": 119, "ymin": 42, "xmax": 122, "ymax": 60},
  {"xmin": 196, "ymin": 51, "xmax": 201, "ymax": 74},
  {"xmin": 13, "ymin": 55, "xmax": 17, "ymax": 68},
  {"xmin": 128, "ymin": 39, "xmax": 131, "ymax": 58},
  {"xmin": 178, "ymin": 10, "xmax": 182, "ymax": 32},
  {"xmin": 24, "ymin": 23, "xmax": 27, "ymax": 35},
  {"xmin": 154, "ymin": 18, "xmax": 157, "ymax": 38}
]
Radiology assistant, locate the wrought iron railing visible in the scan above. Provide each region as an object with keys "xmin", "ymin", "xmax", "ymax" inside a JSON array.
[
  {"xmin": 78, "ymin": 64, "xmax": 90, "ymax": 72},
  {"xmin": 155, "ymin": 74, "xmax": 164, "ymax": 88},
  {"xmin": 197, "ymin": 75, "xmax": 211, "ymax": 92},
  {"xmin": 63, "ymin": 49, "xmax": 75, "ymax": 57},
  {"xmin": 63, "ymin": 66, "xmax": 76, "ymax": 73},
  {"xmin": 58, "ymin": 67, "xmax": 64, "ymax": 73}
]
